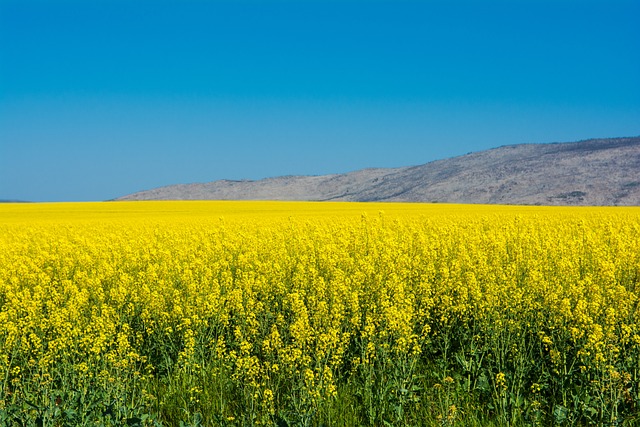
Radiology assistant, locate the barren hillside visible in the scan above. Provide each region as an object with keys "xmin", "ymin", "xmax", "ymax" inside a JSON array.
[{"xmin": 117, "ymin": 136, "xmax": 640, "ymax": 206}]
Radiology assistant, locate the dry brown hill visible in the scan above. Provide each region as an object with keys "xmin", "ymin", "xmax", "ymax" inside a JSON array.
[{"xmin": 117, "ymin": 136, "xmax": 640, "ymax": 205}]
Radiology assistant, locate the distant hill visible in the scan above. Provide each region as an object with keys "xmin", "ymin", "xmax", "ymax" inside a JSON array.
[{"xmin": 117, "ymin": 136, "xmax": 640, "ymax": 206}]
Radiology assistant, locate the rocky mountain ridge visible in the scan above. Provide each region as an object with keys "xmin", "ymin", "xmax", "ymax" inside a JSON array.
[{"xmin": 117, "ymin": 136, "xmax": 640, "ymax": 206}]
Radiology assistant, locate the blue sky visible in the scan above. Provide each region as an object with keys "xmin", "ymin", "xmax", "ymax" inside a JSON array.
[{"xmin": 1, "ymin": 0, "xmax": 639, "ymax": 202}]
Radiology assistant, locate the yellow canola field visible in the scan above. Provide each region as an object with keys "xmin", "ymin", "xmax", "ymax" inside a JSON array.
[{"xmin": 1, "ymin": 201, "xmax": 639, "ymax": 425}]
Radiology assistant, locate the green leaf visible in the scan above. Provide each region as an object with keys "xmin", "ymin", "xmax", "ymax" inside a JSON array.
[{"xmin": 553, "ymin": 405, "xmax": 568, "ymax": 423}]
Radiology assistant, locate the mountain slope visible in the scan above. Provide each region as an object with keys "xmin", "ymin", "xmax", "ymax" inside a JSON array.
[{"xmin": 117, "ymin": 136, "xmax": 640, "ymax": 205}]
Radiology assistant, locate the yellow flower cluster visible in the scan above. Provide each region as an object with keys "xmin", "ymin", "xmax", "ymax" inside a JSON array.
[{"xmin": 0, "ymin": 201, "xmax": 638, "ymax": 424}]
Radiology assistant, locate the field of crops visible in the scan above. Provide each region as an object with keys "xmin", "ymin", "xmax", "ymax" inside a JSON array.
[{"xmin": 1, "ymin": 201, "xmax": 639, "ymax": 426}]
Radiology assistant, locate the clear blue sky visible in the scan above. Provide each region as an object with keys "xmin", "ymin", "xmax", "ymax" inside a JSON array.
[{"xmin": 1, "ymin": 0, "xmax": 639, "ymax": 202}]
